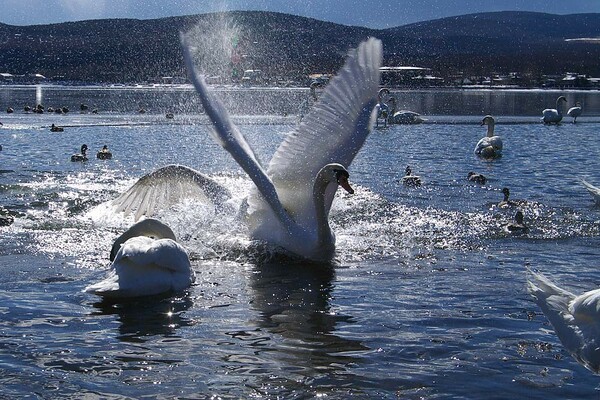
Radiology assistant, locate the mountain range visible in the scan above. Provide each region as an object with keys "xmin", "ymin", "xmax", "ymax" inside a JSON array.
[{"xmin": 0, "ymin": 11, "xmax": 599, "ymax": 84}]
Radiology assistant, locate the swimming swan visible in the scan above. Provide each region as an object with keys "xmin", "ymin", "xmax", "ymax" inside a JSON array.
[
  {"xmin": 387, "ymin": 97, "xmax": 425, "ymax": 124},
  {"xmin": 528, "ymin": 270, "xmax": 600, "ymax": 374},
  {"xmin": 375, "ymin": 88, "xmax": 390, "ymax": 128},
  {"xmin": 179, "ymin": 37, "xmax": 382, "ymax": 261},
  {"xmin": 84, "ymin": 218, "xmax": 195, "ymax": 298},
  {"xmin": 582, "ymin": 179, "xmax": 600, "ymax": 206},
  {"xmin": 567, "ymin": 102, "xmax": 582, "ymax": 123},
  {"xmin": 474, "ymin": 115, "xmax": 502, "ymax": 159},
  {"xmin": 542, "ymin": 96, "xmax": 567, "ymax": 124}
]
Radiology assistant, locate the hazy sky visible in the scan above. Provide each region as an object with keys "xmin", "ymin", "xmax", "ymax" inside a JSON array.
[{"xmin": 2, "ymin": 0, "xmax": 599, "ymax": 28}]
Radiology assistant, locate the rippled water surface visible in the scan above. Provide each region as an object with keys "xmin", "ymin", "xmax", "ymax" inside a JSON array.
[{"xmin": 1, "ymin": 86, "xmax": 600, "ymax": 398}]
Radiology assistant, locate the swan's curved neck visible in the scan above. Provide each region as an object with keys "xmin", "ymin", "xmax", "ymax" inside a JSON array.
[
  {"xmin": 556, "ymin": 99, "xmax": 564, "ymax": 115},
  {"xmin": 313, "ymin": 168, "xmax": 335, "ymax": 244},
  {"xmin": 486, "ymin": 122, "xmax": 495, "ymax": 137},
  {"xmin": 388, "ymin": 98, "xmax": 397, "ymax": 116}
]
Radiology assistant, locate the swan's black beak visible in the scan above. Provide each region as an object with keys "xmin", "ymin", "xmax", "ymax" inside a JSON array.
[{"xmin": 337, "ymin": 175, "xmax": 354, "ymax": 194}]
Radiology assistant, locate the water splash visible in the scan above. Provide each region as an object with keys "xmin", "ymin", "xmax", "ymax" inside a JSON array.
[{"xmin": 182, "ymin": 13, "xmax": 243, "ymax": 83}]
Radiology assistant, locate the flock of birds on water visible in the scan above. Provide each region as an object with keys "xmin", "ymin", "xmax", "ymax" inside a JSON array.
[{"xmin": 1, "ymin": 37, "xmax": 599, "ymax": 376}]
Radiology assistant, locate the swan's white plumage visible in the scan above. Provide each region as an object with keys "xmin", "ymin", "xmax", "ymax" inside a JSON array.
[
  {"xmin": 85, "ymin": 219, "xmax": 194, "ymax": 298},
  {"xmin": 474, "ymin": 115, "xmax": 502, "ymax": 158},
  {"xmin": 582, "ymin": 179, "xmax": 600, "ymax": 205},
  {"xmin": 181, "ymin": 36, "xmax": 382, "ymax": 260},
  {"xmin": 542, "ymin": 96, "xmax": 567, "ymax": 124},
  {"xmin": 111, "ymin": 165, "xmax": 231, "ymax": 221},
  {"xmin": 567, "ymin": 103, "xmax": 582, "ymax": 123},
  {"xmin": 528, "ymin": 270, "xmax": 600, "ymax": 374},
  {"xmin": 385, "ymin": 97, "xmax": 424, "ymax": 124},
  {"xmin": 392, "ymin": 110, "xmax": 425, "ymax": 124}
]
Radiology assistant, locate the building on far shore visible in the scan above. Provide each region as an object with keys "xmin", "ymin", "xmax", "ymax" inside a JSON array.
[
  {"xmin": 0, "ymin": 72, "xmax": 46, "ymax": 84},
  {"xmin": 380, "ymin": 66, "xmax": 437, "ymax": 87}
]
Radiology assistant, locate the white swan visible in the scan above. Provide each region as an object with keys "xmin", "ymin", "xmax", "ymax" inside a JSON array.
[
  {"xmin": 582, "ymin": 179, "xmax": 600, "ymax": 206},
  {"xmin": 542, "ymin": 96, "xmax": 567, "ymax": 124},
  {"xmin": 567, "ymin": 102, "xmax": 582, "ymax": 123},
  {"xmin": 528, "ymin": 270, "xmax": 600, "ymax": 374},
  {"xmin": 375, "ymin": 88, "xmax": 390, "ymax": 128},
  {"xmin": 387, "ymin": 97, "xmax": 425, "ymax": 124},
  {"xmin": 179, "ymin": 37, "xmax": 382, "ymax": 261},
  {"xmin": 84, "ymin": 218, "xmax": 194, "ymax": 298},
  {"xmin": 298, "ymin": 81, "xmax": 320, "ymax": 122},
  {"xmin": 474, "ymin": 115, "xmax": 502, "ymax": 158}
]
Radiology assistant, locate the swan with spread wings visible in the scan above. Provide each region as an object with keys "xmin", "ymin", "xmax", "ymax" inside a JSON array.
[{"xmin": 111, "ymin": 37, "xmax": 382, "ymax": 262}]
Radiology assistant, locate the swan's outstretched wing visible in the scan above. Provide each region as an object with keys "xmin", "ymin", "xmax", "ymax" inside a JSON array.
[
  {"xmin": 269, "ymin": 38, "xmax": 382, "ymax": 186},
  {"xmin": 111, "ymin": 165, "xmax": 231, "ymax": 221},
  {"xmin": 181, "ymin": 34, "xmax": 294, "ymax": 228},
  {"xmin": 582, "ymin": 180, "xmax": 600, "ymax": 205},
  {"xmin": 262, "ymin": 38, "xmax": 381, "ymax": 222}
]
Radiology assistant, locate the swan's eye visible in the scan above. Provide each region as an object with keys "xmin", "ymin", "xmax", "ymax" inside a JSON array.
[
  {"xmin": 334, "ymin": 170, "xmax": 354, "ymax": 194},
  {"xmin": 333, "ymin": 169, "xmax": 349, "ymax": 181}
]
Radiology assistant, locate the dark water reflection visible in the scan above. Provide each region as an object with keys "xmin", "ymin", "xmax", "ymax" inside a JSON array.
[
  {"xmin": 249, "ymin": 262, "xmax": 368, "ymax": 382},
  {"xmin": 90, "ymin": 293, "xmax": 196, "ymax": 343}
]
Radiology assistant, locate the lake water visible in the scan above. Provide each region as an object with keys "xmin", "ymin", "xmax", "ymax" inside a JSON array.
[{"xmin": 1, "ymin": 86, "xmax": 600, "ymax": 398}]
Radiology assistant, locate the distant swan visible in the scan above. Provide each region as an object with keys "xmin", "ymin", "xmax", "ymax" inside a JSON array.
[
  {"xmin": 178, "ymin": 37, "xmax": 381, "ymax": 261},
  {"xmin": 582, "ymin": 179, "xmax": 600, "ymax": 205},
  {"xmin": 84, "ymin": 218, "xmax": 195, "ymax": 298},
  {"xmin": 567, "ymin": 102, "xmax": 582, "ymax": 123},
  {"xmin": 71, "ymin": 144, "xmax": 88, "ymax": 162},
  {"xmin": 387, "ymin": 97, "xmax": 425, "ymax": 124},
  {"xmin": 528, "ymin": 270, "xmax": 600, "ymax": 374},
  {"xmin": 375, "ymin": 88, "xmax": 390, "ymax": 128},
  {"xmin": 474, "ymin": 115, "xmax": 502, "ymax": 159},
  {"xmin": 542, "ymin": 96, "xmax": 567, "ymax": 124}
]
